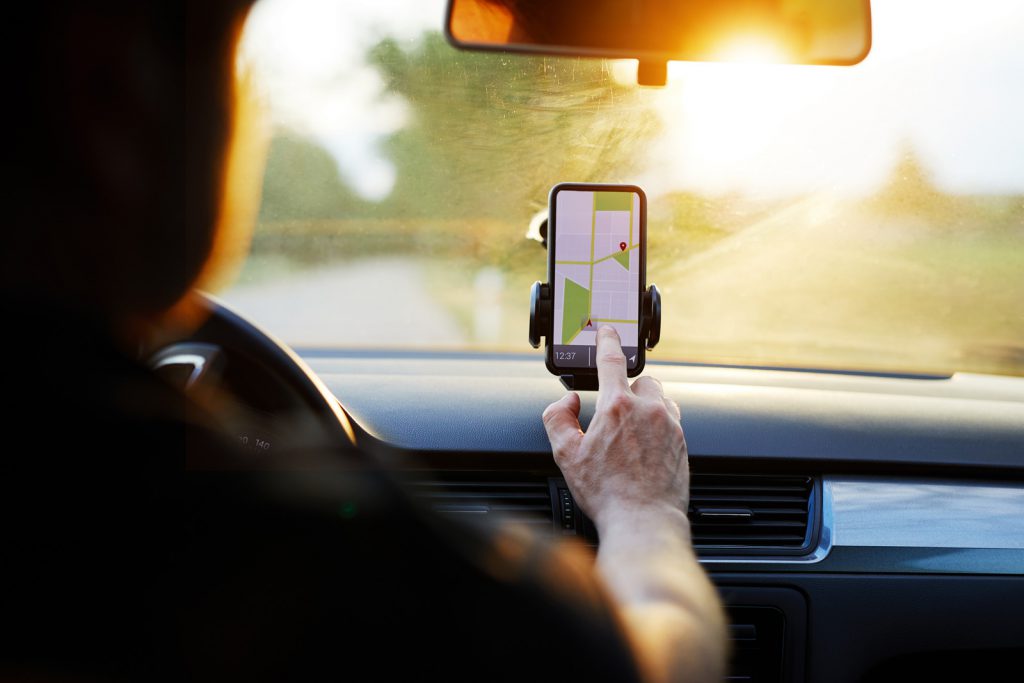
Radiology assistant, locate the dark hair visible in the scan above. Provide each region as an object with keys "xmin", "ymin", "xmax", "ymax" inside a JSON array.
[{"xmin": 2, "ymin": 1, "xmax": 252, "ymax": 327}]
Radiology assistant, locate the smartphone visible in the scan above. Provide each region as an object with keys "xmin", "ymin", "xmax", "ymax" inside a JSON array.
[{"xmin": 546, "ymin": 182, "xmax": 646, "ymax": 378}]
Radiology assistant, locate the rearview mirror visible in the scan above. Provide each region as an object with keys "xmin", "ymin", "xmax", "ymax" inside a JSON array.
[{"xmin": 446, "ymin": 0, "xmax": 872, "ymax": 85}]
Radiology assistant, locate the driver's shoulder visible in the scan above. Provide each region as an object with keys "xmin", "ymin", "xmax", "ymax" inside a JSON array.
[{"xmin": 2, "ymin": 295, "xmax": 232, "ymax": 467}]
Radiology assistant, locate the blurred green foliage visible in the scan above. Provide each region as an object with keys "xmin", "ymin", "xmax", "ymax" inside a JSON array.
[
  {"xmin": 368, "ymin": 32, "xmax": 659, "ymax": 221},
  {"xmin": 251, "ymin": 32, "xmax": 659, "ymax": 267},
  {"xmin": 259, "ymin": 133, "xmax": 369, "ymax": 221}
]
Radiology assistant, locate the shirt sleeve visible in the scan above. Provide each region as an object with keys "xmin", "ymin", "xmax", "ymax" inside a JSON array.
[{"xmin": 184, "ymin": 466, "xmax": 644, "ymax": 683}]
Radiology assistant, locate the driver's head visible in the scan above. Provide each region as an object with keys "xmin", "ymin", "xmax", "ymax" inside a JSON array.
[{"xmin": 2, "ymin": 0, "xmax": 262, "ymax": 339}]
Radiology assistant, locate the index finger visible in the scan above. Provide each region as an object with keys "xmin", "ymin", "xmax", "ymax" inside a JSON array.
[{"xmin": 596, "ymin": 326, "xmax": 630, "ymax": 396}]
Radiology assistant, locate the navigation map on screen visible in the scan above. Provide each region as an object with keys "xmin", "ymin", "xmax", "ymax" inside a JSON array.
[{"xmin": 551, "ymin": 189, "xmax": 641, "ymax": 370}]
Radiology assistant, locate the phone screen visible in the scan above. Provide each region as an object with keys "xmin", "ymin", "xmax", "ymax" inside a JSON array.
[{"xmin": 549, "ymin": 185, "xmax": 644, "ymax": 373}]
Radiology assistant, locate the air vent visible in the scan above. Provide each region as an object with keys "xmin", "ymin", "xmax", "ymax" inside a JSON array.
[
  {"xmin": 405, "ymin": 473, "xmax": 553, "ymax": 530},
  {"xmin": 402, "ymin": 471, "xmax": 818, "ymax": 557},
  {"xmin": 688, "ymin": 473, "xmax": 816, "ymax": 555}
]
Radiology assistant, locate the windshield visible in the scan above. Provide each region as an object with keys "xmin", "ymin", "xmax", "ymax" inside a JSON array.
[{"xmin": 222, "ymin": 0, "xmax": 1024, "ymax": 377}]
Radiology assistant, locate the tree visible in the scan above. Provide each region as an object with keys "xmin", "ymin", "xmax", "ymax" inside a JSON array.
[
  {"xmin": 368, "ymin": 32, "xmax": 660, "ymax": 225},
  {"xmin": 870, "ymin": 146, "xmax": 955, "ymax": 220},
  {"xmin": 259, "ymin": 131, "xmax": 368, "ymax": 221}
]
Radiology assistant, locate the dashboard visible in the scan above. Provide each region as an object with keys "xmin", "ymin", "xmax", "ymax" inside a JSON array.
[
  {"xmin": 300, "ymin": 349, "xmax": 1024, "ymax": 683},
  {"xmin": 166, "ymin": 298, "xmax": 1024, "ymax": 682}
]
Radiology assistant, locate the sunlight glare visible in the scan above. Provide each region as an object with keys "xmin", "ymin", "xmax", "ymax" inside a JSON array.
[
  {"xmin": 647, "ymin": 60, "xmax": 859, "ymax": 197},
  {"xmin": 709, "ymin": 36, "xmax": 792, "ymax": 64},
  {"xmin": 640, "ymin": 0, "xmax": 1024, "ymax": 198}
]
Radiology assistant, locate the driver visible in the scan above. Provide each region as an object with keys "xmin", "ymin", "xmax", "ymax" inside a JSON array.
[{"xmin": 3, "ymin": 2, "xmax": 727, "ymax": 682}]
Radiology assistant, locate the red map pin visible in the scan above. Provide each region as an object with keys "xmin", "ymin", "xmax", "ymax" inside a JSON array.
[{"xmin": 619, "ymin": 241, "xmax": 627, "ymax": 251}]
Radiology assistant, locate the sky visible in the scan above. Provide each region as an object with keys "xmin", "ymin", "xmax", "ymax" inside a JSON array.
[{"xmin": 241, "ymin": 0, "xmax": 1024, "ymax": 200}]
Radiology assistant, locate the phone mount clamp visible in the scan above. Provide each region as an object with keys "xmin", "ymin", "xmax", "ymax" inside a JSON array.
[{"xmin": 529, "ymin": 280, "xmax": 661, "ymax": 391}]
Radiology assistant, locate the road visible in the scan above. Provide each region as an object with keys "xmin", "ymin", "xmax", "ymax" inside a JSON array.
[{"xmin": 219, "ymin": 256, "xmax": 463, "ymax": 348}]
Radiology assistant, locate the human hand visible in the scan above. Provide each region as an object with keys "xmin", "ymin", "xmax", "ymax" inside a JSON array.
[{"xmin": 542, "ymin": 326, "xmax": 688, "ymax": 533}]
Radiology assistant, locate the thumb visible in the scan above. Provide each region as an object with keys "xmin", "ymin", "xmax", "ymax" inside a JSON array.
[{"xmin": 542, "ymin": 392, "xmax": 583, "ymax": 454}]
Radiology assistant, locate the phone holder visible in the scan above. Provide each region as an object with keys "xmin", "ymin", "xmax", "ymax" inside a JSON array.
[{"xmin": 529, "ymin": 280, "xmax": 661, "ymax": 391}]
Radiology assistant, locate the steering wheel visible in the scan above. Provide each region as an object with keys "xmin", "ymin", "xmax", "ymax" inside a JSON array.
[{"xmin": 148, "ymin": 292, "xmax": 358, "ymax": 457}]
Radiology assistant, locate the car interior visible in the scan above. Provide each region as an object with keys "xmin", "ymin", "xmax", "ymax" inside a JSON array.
[{"xmin": 157, "ymin": 1, "xmax": 1023, "ymax": 681}]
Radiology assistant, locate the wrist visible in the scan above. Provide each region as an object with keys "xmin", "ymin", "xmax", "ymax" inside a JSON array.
[{"xmin": 593, "ymin": 499, "xmax": 692, "ymax": 542}]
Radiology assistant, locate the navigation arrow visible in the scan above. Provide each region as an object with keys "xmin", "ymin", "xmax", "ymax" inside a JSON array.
[{"xmin": 629, "ymin": 354, "xmax": 636, "ymax": 363}]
